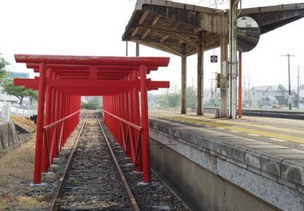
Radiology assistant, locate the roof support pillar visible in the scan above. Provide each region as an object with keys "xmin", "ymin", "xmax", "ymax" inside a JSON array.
[
  {"xmin": 238, "ymin": 51, "xmax": 242, "ymax": 118},
  {"xmin": 197, "ymin": 32, "xmax": 204, "ymax": 115},
  {"xmin": 181, "ymin": 46, "xmax": 187, "ymax": 114},
  {"xmin": 229, "ymin": 0, "xmax": 240, "ymax": 119},
  {"xmin": 220, "ymin": 36, "xmax": 229, "ymax": 118}
]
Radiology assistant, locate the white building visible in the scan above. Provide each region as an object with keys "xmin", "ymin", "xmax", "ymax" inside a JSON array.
[{"xmin": 250, "ymin": 85, "xmax": 288, "ymax": 108}]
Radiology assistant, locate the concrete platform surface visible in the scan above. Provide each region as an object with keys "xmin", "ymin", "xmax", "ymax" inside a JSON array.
[{"xmin": 149, "ymin": 109, "xmax": 304, "ymax": 150}]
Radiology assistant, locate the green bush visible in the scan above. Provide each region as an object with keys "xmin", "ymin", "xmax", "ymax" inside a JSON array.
[{"xmin": 81, "ymin": 101, "xmax": 100, "ymax": 110}]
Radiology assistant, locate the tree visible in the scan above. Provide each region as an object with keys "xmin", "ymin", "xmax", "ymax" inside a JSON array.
[
  {"xmin": 0, "ymin": 57, "xmax": 9, "ymax": 85},
  {"xmin": 186, "ymin": 86, "xmax": 197, "ymax": 108},
  {"xmin": 156, "ymin": 93, "xmax": 168, "ymax": 108},
  {"xmin": 2, "ymin": 78, "xmax": 27, "ymax": 106},
  {"xmin": 25, "ymin": 89, "xmax": 38, "ymax": 106},
  {"xmin": 82, "ymin": 101, "xmax": 100, "ymax": 110},
  {"xmin": 168, "ymin": 93, "xmax": 180, "ymax": 108}
]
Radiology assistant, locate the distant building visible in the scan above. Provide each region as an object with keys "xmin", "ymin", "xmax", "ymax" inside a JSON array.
[
  {"xmin": 242, "ymin": 87, "xmax": 250, "ymax": 107},
  {"xmin": 298, "ymin": 89, "xmax": 304, "ymax": 104},
  {"xmin": 250, "ymin": 85, "xmax": 290, "ymax": 108},
  {"xmin": 6, "ymin": 71, "xmax": 29, "ymax": 79}
]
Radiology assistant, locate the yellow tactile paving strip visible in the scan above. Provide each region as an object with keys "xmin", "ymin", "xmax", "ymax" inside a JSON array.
[{"xmin": 150, "ymin": 111, "xmax": 304, "ymax": 144}]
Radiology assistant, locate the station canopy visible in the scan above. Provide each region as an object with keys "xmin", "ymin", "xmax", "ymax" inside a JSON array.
[{"xmin": 122, "ymin": 0, "xmax": 304, "ymax": 56}]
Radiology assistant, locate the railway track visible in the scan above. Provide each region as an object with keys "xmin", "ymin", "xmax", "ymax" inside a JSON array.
[
  {"xmin": 48, "ymin": 111, "xmax": 139, "ymax": 211},
  {"xmin": 48, "ymin": 111, "xmax": 189, "ymax": 211},
  {"xmin": 204, "ymin": 107, "xmax": 304, "ymax": 120},
  {"xmin": 241, "ymin": 109, "xmax": 304, "ymax": 120}
]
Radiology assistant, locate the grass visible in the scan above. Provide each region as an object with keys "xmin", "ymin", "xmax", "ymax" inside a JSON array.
[
  {"xmin": 10, "ymin": 115, "xmax": 36, "ymax": 133},
  {"xmin": 0, "ymin": 137, "xmax": 47, "ymax": 209}
]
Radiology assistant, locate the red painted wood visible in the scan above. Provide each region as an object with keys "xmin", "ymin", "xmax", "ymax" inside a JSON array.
[
  {"xmin": 15, "ymin": 54, "xmax": 169, "ymax": 66},
  {"xmin": 33, "ymin": 62, "xmax": 46, "ymax": 184},
  {"xmin": 14, "ymin": 54, "xmax": 170, "ymax": 184},
  {"xmin": 140, "ymin": 65, "xmax": 151, "ymax": 183}
]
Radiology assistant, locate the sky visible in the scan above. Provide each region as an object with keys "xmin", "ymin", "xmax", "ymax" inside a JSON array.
[{"xmin": 1, "ymin": 0, "xmax": 304, "ymax": 93}]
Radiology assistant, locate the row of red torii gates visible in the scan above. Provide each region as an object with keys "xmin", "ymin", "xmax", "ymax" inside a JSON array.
[{"xmin": 14, "ymin": 54, "xmax": 170, "ymax": 184}]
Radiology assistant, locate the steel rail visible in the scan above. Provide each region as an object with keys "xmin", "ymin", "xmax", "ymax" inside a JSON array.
[
  {"xmin": 94, "ymin": 112, "xmax": 141, "ymax": 211},
  {"xmin": 47, "ymin": 112, "xmax": 89, "ymax": 211},
  {"xmin": 204, "ymin": 107, "xmax": 304, "ymax": 120}
]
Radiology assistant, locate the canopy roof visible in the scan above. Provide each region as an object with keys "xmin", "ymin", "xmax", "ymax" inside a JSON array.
[{"xmin": 122, "ymin": 0, "xmax": 304, "ymax": 56}]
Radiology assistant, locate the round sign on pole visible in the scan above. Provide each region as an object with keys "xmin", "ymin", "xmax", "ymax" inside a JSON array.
[{"xmin": 237, "ymin": 16, "xmax": 260, "ymax": 52}]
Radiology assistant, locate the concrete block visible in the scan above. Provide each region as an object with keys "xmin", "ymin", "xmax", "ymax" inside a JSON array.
[
  {"xmin": 216, "ymin": 142, "xmax": 233, "ymax": 157},
  {"xmin": 281, "ymin": 160, "xmax": 304, "ymax": 186},
  {"xmin": 245, "ymin": 149, "xmax": 262, "ymax": 169},
  {"xmin": 261, "ymin": 154, "xmax": 283, "ymax": 177},
  {"xmin": 0, "ymin": 122, "xmax": 20, "ymax": 153},
  {"xmin": 231, "ymin": 145, "xmax": 246, "ymax": 162}
]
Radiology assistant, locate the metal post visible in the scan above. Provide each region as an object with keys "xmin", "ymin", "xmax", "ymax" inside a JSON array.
[
  {"xmin": 140, "ymin": 65, "xmax": 151, "ymax": 183},
  {"xmin": 298, "ymin": 66, "xmax": 300, "ymax": 110},
  {"xmin": 197, "ymin": 32, "xmax": 204, "ymax": 115},
  {"xmin": 181, "ymin": 55, "xmax": 187, "ymax": 114},
  {"xmin": 33, "ymin": 62, "xmax": 46, "ymax": 184},
  {"xmin": 136, "ymin": 43, "xmax": 140, "ymax": 57},
  {"xmin": 229, "ymin": 0, "xmax": 239, "ymax": 119},
  {"xmin": 238, "ymin": 51, "xmax": 242, "ymax": 118},
  {"xmin": 288, "ymin": 55, "xmax": 291, "ymax": 110},
  {"xmin": 282, "ymin": 54, "xmax": 295, "ymax": 110}
]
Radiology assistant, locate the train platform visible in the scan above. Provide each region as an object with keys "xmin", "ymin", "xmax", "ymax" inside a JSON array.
[
  {"xmin": 149, "ymin": 109, "xmax": 304, "ymax": 150},
  {"xmin": 148, "ymin": 109, "xmax": 304, "ymax": 210}
]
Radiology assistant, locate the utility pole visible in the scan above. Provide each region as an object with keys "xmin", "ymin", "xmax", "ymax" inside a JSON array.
[
  {"xmin": 136, "ymin": 43, "xmax": 140, "ymax": 57},
  {"xmin": 282, "ymin": 54, "xmax": 295, "ymax": 110},
  {"xmin": 297, "ymin": 66, "xmax": 304, "ymax": 109},
  {"xmin": 208, "ymin": 78, "xmax": 214, "ymax": 102},
  {"xmin": 212, "ymin": 71, "xmax": 218, "ymax": 100},
  {"xmin": 298, "ymin": 66, "xmax": 300, "ymax": 109},
  {"xmin": 126, "ymin": 41, "xmax": 128, "ymax": 56}
]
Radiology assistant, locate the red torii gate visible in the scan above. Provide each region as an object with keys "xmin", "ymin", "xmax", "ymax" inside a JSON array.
[{"xmin": 14, "ymin": 54, "xmax": 170, "ymax": 184}]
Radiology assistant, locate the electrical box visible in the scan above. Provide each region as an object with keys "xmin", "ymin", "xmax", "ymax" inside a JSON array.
[
  {"xmin": 216, "ymin": 73, "xmax": 221, "ymax": 88},
  {"xmin": 222, "ymin": 61, "xmax": 228, "ymax": 78}
]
